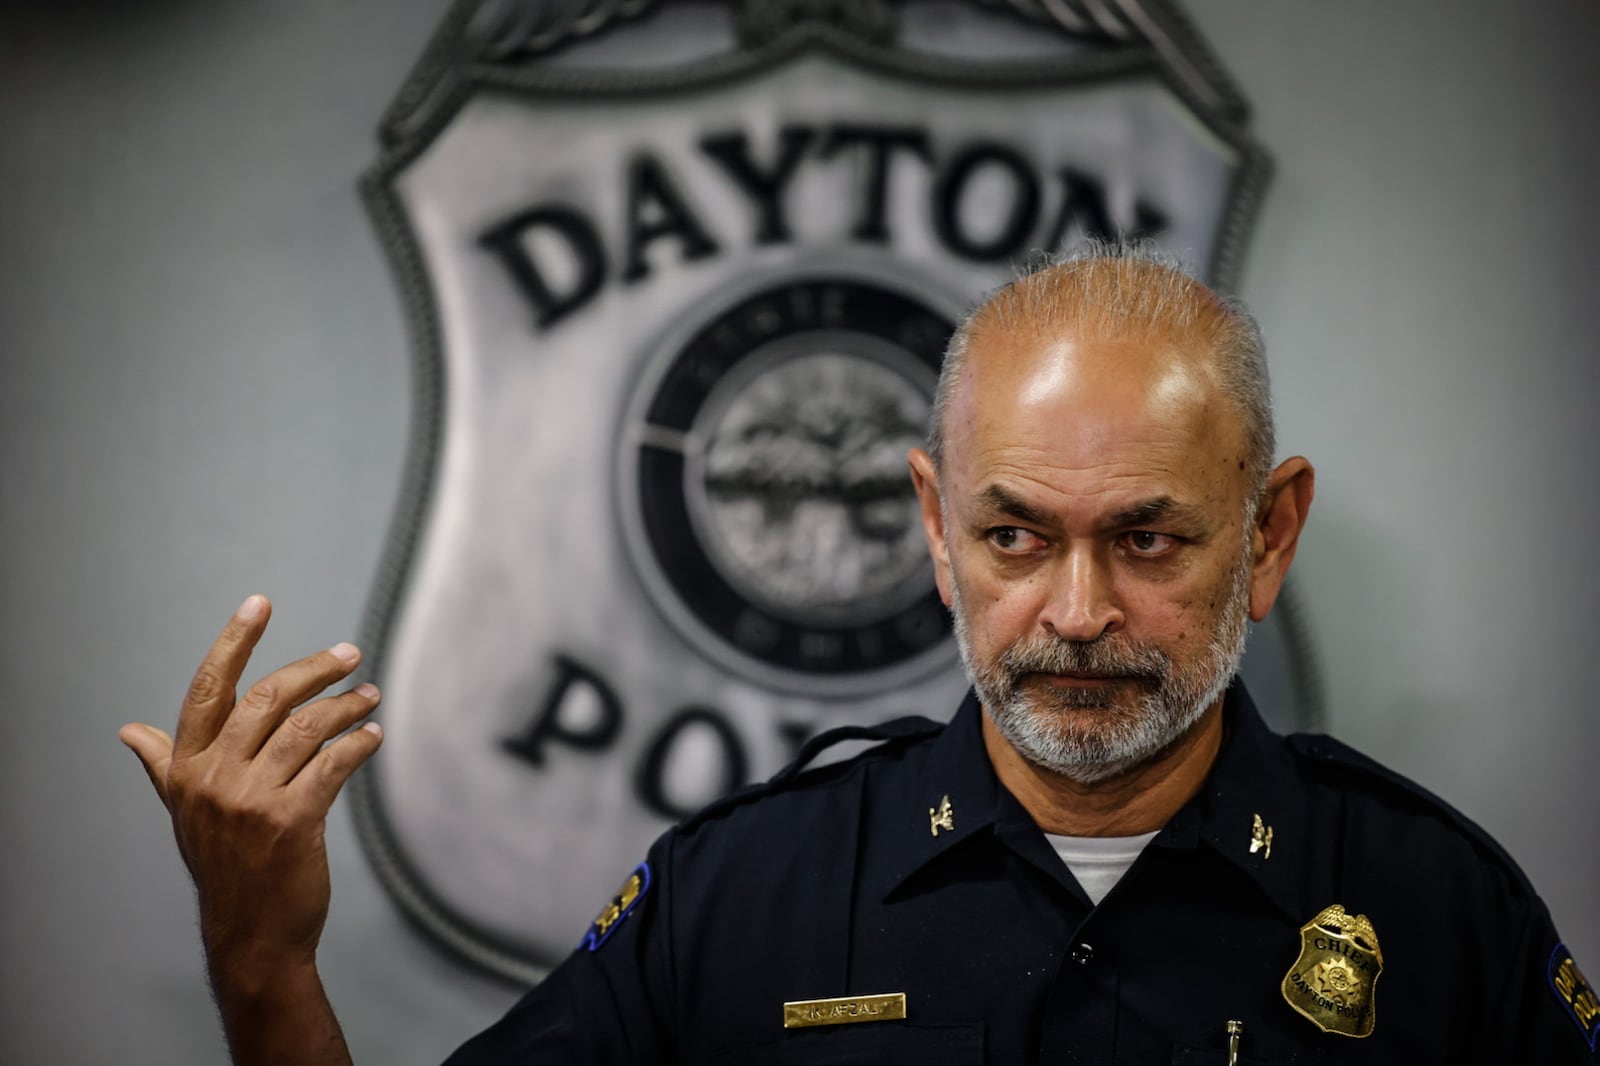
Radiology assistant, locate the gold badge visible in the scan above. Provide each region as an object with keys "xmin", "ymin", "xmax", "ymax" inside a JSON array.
[
  {"xmin": 1250, "ymin": 813, "xmax": 1273, "ymax": 858},
  {"xmin": 929, "ymin": 795, "xmax": 954, "ymax": 836},
  {"xmin": 1281, "ymin": 904, "xmax": 1383, "ymax": 1037},
  {"xmin": 783, "ymin": 992, "xmax": 907, "ymax": 1028}
]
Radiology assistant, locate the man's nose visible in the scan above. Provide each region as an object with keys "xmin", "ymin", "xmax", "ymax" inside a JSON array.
[{"xmin": 1039, "ymin": 546, "xmax": 1123, "ymax": 642}]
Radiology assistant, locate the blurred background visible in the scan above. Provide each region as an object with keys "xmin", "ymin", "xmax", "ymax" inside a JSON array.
[{"xmin": 2, "ymin": 1, "xmax": 1596, "ymax": 1062}]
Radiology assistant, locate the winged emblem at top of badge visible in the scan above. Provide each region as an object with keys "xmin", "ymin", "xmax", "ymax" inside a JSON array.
[{"xmin": 1281, "ymin": 904, "xmax": 1383, "ymax": 1038}]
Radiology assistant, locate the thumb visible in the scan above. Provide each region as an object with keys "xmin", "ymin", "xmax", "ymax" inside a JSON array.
[{"xmin": 120, "ymin": 722, "xmax": 175, "ymax": 807}]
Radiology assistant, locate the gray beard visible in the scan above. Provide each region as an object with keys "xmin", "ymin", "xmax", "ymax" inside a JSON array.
[{"xmin": 951, "ymin": 541, "xmax": 1252, "ymax": 785}]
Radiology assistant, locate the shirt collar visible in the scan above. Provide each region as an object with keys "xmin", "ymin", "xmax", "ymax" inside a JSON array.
[
  {"xmin": 1154, "ymin": 679, "xmax": 1310, "ymax": 923},
  {"xmin": 867, "ymin": 689, "xmax": 1012, "ymax": 902},
  {"xmin": 868, "ymin": 680, "xmax": 1310, "ymax": 922}
]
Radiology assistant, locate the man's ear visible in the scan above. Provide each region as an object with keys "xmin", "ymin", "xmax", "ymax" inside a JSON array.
[
  {"xmin": 1248, "ymin": 456, "xmax": 1315, "ymax": 622},
  {"xmin": 908, "ymin": 448, "xmax": 954, "ymax": 607}
]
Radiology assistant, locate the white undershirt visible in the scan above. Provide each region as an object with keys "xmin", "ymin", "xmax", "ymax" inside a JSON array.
[{"xmin": 1045, "ymin": 830, "xmax": 1160, "ymax": 905}]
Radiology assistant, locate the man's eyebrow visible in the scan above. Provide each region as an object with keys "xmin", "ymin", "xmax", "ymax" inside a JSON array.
[
  {"xmin": 1107, "ymin": 497, "xmax": 1207, "ymax": 530},
  {"xmin": 973, "ymin": 485, "xmax": 1051, "ymax": 526},
  {"xmin": 971, "ymin": 487, "xmax": 1209, "ymax": 531}
]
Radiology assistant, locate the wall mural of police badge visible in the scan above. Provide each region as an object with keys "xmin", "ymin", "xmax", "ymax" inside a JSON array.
[{"xmin": 354, "ymin": 0, "xmax": 1320, "ymax": 981}]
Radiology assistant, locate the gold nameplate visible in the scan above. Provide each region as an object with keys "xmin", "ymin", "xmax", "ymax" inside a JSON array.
[
  {"xmin": 1281, "ymin": 904, "xmax": 1383, "ymax": 1038},
  {"xmin": 783, "ymin": 993, "xmax": 907, "ymax": 1029}
]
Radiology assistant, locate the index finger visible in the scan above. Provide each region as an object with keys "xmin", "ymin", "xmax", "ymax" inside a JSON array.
[{"xmin": 173, "ymin": 594, "xmax": 271, "ymax": 758}]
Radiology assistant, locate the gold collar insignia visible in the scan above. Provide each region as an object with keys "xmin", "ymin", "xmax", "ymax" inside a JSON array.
[{"xmin": 1250, "ymin": 812, "xmax": 1273, "ymax": 858}]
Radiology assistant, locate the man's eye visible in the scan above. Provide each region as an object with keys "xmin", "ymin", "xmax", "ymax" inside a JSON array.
[
  {"xmin": 1124, "ymin": 531, "xmax": 1176, "ymax": 557},
  {"xmin": 988, "ymin": 527, "xmax": 1043, "ymax": 553}
]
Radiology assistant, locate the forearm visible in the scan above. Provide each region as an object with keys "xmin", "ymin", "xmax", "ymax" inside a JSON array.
[{"xmin": 209, "ymin": 954, "xmax": 353, "ymax": 1066}]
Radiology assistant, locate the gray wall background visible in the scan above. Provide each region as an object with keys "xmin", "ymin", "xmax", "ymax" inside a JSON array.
[{"xmin": 2, "ymin": 2, "xmax": 1595, "ymax": 1062}]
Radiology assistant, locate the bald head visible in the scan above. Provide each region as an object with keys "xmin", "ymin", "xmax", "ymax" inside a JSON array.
[{"xmin": 928, "ymin": 245, "xmax": 1274, "ymax": 494}]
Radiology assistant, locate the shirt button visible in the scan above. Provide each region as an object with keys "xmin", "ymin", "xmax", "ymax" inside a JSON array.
[{"xmin": 1070, "ymin": 943, "xmax": 1095, "ymax": 966}]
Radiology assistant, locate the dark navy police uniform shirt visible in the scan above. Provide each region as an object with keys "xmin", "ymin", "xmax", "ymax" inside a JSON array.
[{"xmin": 447, "ymin": 681, "xmax": 1597, "ymax": 1064}]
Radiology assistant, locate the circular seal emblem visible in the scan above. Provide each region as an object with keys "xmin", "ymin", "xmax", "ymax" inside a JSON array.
[{"xmin": 620, "ymin": 276, "xmax": 958, "ymax": 695}]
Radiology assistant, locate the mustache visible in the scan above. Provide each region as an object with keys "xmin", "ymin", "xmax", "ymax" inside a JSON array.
[{"xmin": 997, "ymin": 634, "xmax": 1170, "ymax": 684}]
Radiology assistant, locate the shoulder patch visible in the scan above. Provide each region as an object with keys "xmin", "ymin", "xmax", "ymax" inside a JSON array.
[
  {"xmin": 1549, "ymin": 943, "xmax": 1600, "ymax": 1050},
  {"xmin": 578, "ymin": 862, "xmax": 651, "ymax": 952}
]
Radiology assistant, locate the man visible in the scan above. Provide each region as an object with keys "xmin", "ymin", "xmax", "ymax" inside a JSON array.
[{"xmin": 122, "ymin": 247, "xmax": 1596, "ymax": 1063}]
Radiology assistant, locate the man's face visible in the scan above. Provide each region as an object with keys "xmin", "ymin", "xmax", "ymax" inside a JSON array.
[{"xmin": 917, "ymin": 324, "xmax": 1259, "ymax": 784}]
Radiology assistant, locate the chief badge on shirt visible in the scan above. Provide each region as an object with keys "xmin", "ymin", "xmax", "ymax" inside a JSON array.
[{"xmin": 1281, "ymin": 904, "xmax": 1383, "ymax": 1038}]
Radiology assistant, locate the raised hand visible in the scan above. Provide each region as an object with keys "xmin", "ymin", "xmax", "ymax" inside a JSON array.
[{"xmin": 121, "ymin": 595, "xmax": 380, "ymax": 1064}]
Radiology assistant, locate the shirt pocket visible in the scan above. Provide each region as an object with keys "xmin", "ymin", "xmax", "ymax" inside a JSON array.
[{"xmin": 710, "ymin": 1021, "xmax": 984, "ymax": 1065}]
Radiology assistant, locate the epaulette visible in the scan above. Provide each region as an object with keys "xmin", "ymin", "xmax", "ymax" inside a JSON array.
[
  {"xmin": 679, "ymin": 715, "xmax": 942, "ymax": 832},
  {"xmin": 1285, "ymin": 731, "xmax": 1533, "ymax": 890}
]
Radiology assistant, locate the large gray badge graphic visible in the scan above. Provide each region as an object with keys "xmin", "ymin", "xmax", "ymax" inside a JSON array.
[{"xmin": 355, "ymin": 0, "xmax": 1314, "ymax": 981}]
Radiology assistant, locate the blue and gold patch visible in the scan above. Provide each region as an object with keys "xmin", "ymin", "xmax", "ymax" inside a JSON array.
[
  {"xmin": 1549, "ymin": 943, "xmax": 1600, "ymax": 1050},
  {"xmin": 579, "ymin": 862, "xmax": 651, "ymax": 952}
]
